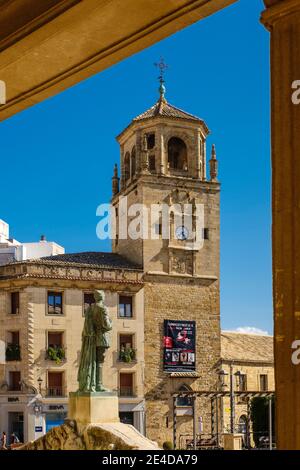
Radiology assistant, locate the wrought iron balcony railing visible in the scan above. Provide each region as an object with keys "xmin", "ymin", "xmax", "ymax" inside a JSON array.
[
  {"xmin": 119, "ymin": 386, "xmax": 135, "ymax": 397},
  {"xmin": 46, "ymin": 386, "xmax": 65, "ymax": 397}
]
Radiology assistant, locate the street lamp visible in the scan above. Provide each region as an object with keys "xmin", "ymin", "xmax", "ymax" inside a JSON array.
[
  {"xmin": 34, "ymin": 403, "xmax": 42, "ymax": 415},
  {"xmin": 217, "ymin": 369, "xmax": 228, "ymax": 443},
  {"xmin": 218, "ymin": 369, "xmax": 228, "ymax": 389},
  {"xmin": 218, "ymin": 366, "xmax": 241, "ymax": 434},
  {"xmin": 37, "ymin": 377, "xmax": 43, "ymax": 395}
]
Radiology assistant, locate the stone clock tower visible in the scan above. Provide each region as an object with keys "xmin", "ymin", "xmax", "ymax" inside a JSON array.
[{"xmin": 111, "ymin": 81, "xmax": 220, "ymax": 443}]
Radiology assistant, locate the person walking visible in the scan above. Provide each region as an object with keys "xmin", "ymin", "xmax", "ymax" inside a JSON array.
[
  {"xmin": 10, "ymin": 432, "xmax": 20, "ymax": 445},
  {"xmin": 1, "ymin": 431, "xmax": 8, "ymax": 450}
]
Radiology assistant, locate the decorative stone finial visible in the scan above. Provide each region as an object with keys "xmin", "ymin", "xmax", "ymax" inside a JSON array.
[
  {"xmin": 209, "ymin": 144, "xmax": 218, "ymax": 182},
  {"xmin": 112, "ymin": 163, "xmax": 119, "ymax": 196}
]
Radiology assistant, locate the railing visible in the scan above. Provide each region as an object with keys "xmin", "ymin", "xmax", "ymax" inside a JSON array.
[
  {"xmin": 46, "ymin": 386, "xmax": 65, "ymax": 397},
  {"xmin": 8, "ymin": 384, "xmax": 22, "ymax": 392},
  {"xmin": 181, "ymin": 431, "xmax": 276, "ymax": 450},
  {"xmin": 6, "ymin": 343, "xmax": 21, "ymax": 361},
  {"xmin": 119, "ymin": 387, "xmax": 135, "ymax": 397}
]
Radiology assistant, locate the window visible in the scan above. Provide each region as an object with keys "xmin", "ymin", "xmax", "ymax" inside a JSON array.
[
  {"xmin": 238, "ymin": 415, "xmax": 247, "ymax": 434},
  {"xmin": 47, "ymin": 372, "xmax": 64, "ymax": 397},
  {"xmin": 131, "ymin": 147, "xmax": 136, "ymax": 177},
  {"xmin": 124, "ymin": 152, "xmax": 130, "ymax": 181},
  {"xmin": 119, "ymin": 295, "xmax": 133, "ymax": 318},
  {"xmin": 119, "ymin": 373, "xmax": 134, "ymax": 396},
  {"xmin": 119, "ymin": 411, "xmax": 134, "ymax": 425},
  {"xmin": 237, "ymin": 374, "xmax": 247, "ymax": 392},
  {"xmin": 176, "ymin": 385, "xmax": 193, "ymax": 407},
  {"xmin": 46, "ymin": 332, "xmax": 65, "ymax": 362},
  {"xmin": 48, "ymin": 332, "xmax": 63, "ymax": 348},
  {"xmin": 155, "ymin": 222, "xmax": 162, "ymax": 236},
  {"xmin": 120, "ymin": 334, "xmax": 133, "ymax": 350},
  {"xmin": 154, "ymin": 214, "xmax": 162, "ymax": 236},
  {"xmin": 147, "ymin": 133, "xmax": 155, "ymax": 149},
  {"xmin": 47, "ymin": 292, "xmax": 63, "ymax": 315},
  {"xmin": 260, "ymin": 374, "xmax": 268, "ymax": 391},
  {"xmin": 83, "ymin": 292, "xmax": 94, "ymax": 315},
  {"xmin": 11, "ymin": 292, "xmax": 19, "ymax": 315},
  {"xmin": 119, "ymin": 334, "xmax": 135, "ymax": 362},
  {"xmin": 8, "ymin": 371, "xmax": 21, "ymax": 391},
  {"xmin": 168, "ymin": 137, "xmax": 187, "ymax": 170},
  {"xmin": 6, "ymin": 332, "xmax": 21, "ymax": 361},
  {"xmin": 149, "ymin": 155, "xmax": 156, "ymax": 172},
  {"xmin": 8, "ymin": 331, "xmax": 19, "ymax": 345},
  {"xmin": 203, "ymin": 228, "xmax": 209, "ymax": 240}
]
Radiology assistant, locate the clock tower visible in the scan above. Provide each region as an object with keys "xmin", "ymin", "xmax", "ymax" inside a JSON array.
[{"xmin": 111, "ymin": 81, "xmax": 220, "ymax": 443}]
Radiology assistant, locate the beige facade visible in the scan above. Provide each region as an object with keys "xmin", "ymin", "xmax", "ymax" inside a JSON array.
[
  {"xmin": 0, "ymin": 260, "xmax": 145, "ymax": 442},
  {"xmin": 220, "ymin": 332, "xmax": 274, "ymax": 444}
]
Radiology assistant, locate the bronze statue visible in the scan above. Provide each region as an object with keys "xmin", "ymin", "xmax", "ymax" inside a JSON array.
[{"xmin": 77, "ymin": 290, "xmax": 112, "ymax": 392}]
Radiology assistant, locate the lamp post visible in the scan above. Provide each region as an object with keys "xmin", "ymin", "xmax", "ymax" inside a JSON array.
[
  {"xmin": 37, "ymin": 377, "xmax": 43, "ymax": 395},
  {"xmin": 218, "ymin": 366, "xmax": 241, "ymax": 434}
]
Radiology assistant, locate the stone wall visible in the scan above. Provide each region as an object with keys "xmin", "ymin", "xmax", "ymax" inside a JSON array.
[{"xmin": 143, "ymin": 277, "xmax": 220, "ymax": 445}]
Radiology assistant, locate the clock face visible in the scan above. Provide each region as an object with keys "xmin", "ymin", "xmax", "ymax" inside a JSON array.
[{"xmin": 175, "ymin": 225, "xmax": 189, "ymax": 241}]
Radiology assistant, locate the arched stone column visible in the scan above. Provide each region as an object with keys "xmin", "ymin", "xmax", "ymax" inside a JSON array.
[{"xmin": 261, "ymin": 0, "xmax": 300, "ymax": 450}]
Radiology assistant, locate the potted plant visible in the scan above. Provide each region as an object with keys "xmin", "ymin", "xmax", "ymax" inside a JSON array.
[
  {"xmin": 6, "ymin": 343, "xmax": 21, "ymax": 361},
  {"xmin": 46, "ymin": 345, "xmax": 65, "ymax": 364},
  {"xmin": 119, "ymin": 346, "xmax": 136, "ymax": 363}
]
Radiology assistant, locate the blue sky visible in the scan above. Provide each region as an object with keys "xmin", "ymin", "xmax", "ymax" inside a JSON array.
[{"xmin": 0, "ymin": 0, "xmax": 272, "ymax": 334}]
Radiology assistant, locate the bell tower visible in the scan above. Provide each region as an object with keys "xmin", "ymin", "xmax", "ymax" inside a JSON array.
[
  {"xmin": 111, "ymin": 75, "xmax": 220, "ymax": 443},
  {"xmin": 111, "ymin": 79, "xmax": 219, "ymax": 279}
]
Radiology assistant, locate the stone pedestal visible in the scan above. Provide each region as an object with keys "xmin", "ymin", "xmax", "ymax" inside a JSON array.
[
  {"xmin": 68, "ymin": 392, "xmax": 120, "ymax": 426},
  {"xmin": 223, "ymin": 433, "xmax": 243, "ymax": 451}
]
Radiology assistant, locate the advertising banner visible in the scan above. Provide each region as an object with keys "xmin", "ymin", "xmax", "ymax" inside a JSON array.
[{"xmin": 163, "ymin": 320, "xmax": 196, "ymax": 372}]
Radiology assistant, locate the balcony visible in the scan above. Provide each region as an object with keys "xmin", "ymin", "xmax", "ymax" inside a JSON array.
[
  {"xmin": 46, "ymin": 386, "xmax": 66, "ymax": 397},
  {"xmin": 119, "ymin": 387, "xmax": 135, "ymax": 397},
  {"xmin": 6, "ymin": 343, "xmax": 21, "ymax": 361}
]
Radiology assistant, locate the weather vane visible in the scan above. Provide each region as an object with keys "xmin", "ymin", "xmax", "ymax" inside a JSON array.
[{"xmin": 154, "ymin": 57, "xmax": 168, "ymax": 100}]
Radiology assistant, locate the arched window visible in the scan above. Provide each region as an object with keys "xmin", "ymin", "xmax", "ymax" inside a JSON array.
[
  {"xmin": 168, "ymin": 137, "xmax": 187, "ymax": 170},
  {"xmin": 124, "ymin": 152, "xmax": 130, "ymax": 181},
  {"xmin": 131, "ymin": 147, "xmax": 136, "ymax": 177},
  {"xmin": 238, "ymin": 415, "xmax": 247, "ymax": 434},
  {"xmin": 176, "ymin": 384, "xmax": 193, "ymax": 407}
]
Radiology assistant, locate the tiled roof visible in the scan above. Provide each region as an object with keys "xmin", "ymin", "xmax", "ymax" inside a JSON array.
[
  {"xmin": 221, "ymin": 332, "xmax": 274, "ymax": 363},
  {"xmin": 133, "ymin": 98, "xmax": 203, "ymax": 123},
  {"xmin": 38, "ymin": 252, "xmax": 142, "ymax": 270}
]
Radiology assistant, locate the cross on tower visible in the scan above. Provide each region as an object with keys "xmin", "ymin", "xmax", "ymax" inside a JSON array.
[
  {"xmin": 154, "ymin": 57, "xmax": 168, "ymax": 99},
  {"xmin": 154, "ymin": 57, "xmax": 168, "ymax": 83}
]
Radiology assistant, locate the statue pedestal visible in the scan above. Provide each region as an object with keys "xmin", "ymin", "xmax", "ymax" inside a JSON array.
[{"xmin": 68, "ymin": 392, "xmax": 119, "ymax": 426}]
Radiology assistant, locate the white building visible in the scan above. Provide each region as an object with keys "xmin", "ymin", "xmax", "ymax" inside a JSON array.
[{"xmin": 0, "ymin": 219, "xmax": 64, "ymax": 265}]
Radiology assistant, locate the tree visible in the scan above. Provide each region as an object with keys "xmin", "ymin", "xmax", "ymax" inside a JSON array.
[{"xmin": 250, "ymin": 396, "xmax": 275, "ymax": 448}]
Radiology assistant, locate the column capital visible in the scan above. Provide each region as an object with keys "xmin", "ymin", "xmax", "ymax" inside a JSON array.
[{"xmin": 261, "ymin": 0, "xmax": 300, "ymax": 30}]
